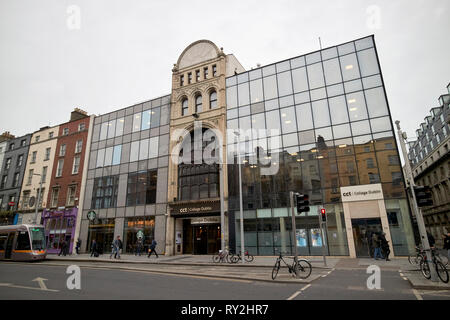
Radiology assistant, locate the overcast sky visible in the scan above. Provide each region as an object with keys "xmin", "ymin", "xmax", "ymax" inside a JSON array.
[{"xmin": 1, "ymin": 0, "xmax": 449, "ymax": 151}]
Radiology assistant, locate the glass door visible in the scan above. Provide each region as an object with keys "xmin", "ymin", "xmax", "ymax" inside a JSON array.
[{"xmin": 351, "ymin": 218, "xmax": 383, "ymax": 257}]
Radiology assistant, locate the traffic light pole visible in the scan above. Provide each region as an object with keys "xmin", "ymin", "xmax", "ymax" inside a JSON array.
[
  {"xmin": 395, "ymin": 121, "xmax": 438, "ymax": 282},
  {"xmin": 290, "ymin": 191, "xmax": 299, "ymax": 278},
  {"xmin": 317, "ymin": 209, "xmax": 327, "ymax": 267}
]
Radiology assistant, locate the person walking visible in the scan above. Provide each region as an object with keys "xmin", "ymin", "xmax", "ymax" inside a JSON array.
[
  {"xmin": 379, "ymin": 232, "xmax": 390, "ymax": 261},
  {"xmin": 136, "ymin": 237, "xmax": 143, "ymax": 256},
  {"xmin": 75, "ymin": 239, "xmax": 82, "ymax": 255},
  {"xmin": 443, "ymin": 232, "xmax": 450, "ymax": 260},
  {"xmin": 110, "ymin": 236, "xmax": 122, "ymax": 259},
  {"xmin": 90, "ymin": 240, "xmax": 98, "ymax": 257},
  {"xmin": 147, "ymin": 239, "xmax": 159, "ymax": 258},
  {"xmin": 372, "ymin": 233, "xmax": 383, "ymax": 260},
  {"xmin": 58, "ymin": 239, "xmax": 66, "ymax": 256}
]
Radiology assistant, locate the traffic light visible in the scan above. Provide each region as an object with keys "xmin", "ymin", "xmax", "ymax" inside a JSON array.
[
  {"xmin": 414, "ymin": 186, "xmax": 433, "ymax": 207},
  {"xmin": 320, "ymin": 208, "xmax": 327, "ymax": 222},
  {"xmin": 296, "ymin": 194, "xmax": 310, "ymax": 213}
]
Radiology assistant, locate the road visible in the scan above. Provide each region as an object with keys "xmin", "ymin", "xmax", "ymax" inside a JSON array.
[{"xmin": 0, "ymin": 261, "xmax": 449, "ymax": 300}]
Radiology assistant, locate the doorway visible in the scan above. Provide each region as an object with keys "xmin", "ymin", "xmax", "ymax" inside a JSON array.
[
  {"xmin": 5, "ymin": 232, "xmax": 15, "ymax": 259},
  {"xmin": 183, "ymin": 219, "xmax": 220, "ymax": 254},
  {"xmin": 351, "ymin": 218, "xmax": 383, "ymax": 258}
]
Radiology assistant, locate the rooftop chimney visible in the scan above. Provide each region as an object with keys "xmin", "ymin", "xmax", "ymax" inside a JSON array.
[{"xmin": 70, "ymin": 108, "xmax": 88, "ymax": 121}]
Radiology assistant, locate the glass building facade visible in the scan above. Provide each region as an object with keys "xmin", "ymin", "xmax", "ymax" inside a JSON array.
[{"xmin": 225, "ymin": 36, "xmax": 415, "ymax": 256}]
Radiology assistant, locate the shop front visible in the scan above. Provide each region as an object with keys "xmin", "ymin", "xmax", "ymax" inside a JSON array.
[
  {"xmin": 123, "ymin": 216, "xmax": 155, "ymax": 254},
  {"xmin": 42, "ymin": 208, "xmax": 78, "ymax": 254},
  {"xmin": 86, "ymin": 218, "xmax": 115, "ymax": 255},
  {"xmin": 170, "ymin": 200, "xmax": 222, "ymax": 255}
]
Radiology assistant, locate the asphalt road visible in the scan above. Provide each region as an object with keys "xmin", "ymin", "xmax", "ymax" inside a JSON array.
[{"xmin": 0, "ymin": 262, "xmax": 449, "ymax": 300}]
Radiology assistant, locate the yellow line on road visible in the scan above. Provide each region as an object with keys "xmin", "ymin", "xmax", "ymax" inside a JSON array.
[{"xmin": 412, "ymin": 289, "xmax": 423, "ymax": 300}]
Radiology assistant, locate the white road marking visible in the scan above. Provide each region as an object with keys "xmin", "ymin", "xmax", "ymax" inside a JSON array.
[
  {"xmin": 412, "ymin": 289, "xmax": 423, "ymax": 300},
  {"xmin": 0, "ymin": 282, "xmax": 58, "ymax": 292},
  {"xmin": 286, "ymin": 284, "xmax": 311, "ymax": 300}
]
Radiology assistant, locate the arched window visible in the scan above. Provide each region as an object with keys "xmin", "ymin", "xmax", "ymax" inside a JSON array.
[
  {"xmin": 195, "ymin": 95, "xmax": 202, "ymax": 113},
  {"xmin": 209, "ymin": 91, "xmax": 217, "ymax": 109},
  {"xmin": 181, "ymin": 98, "xmax": 188, "ymax": 116}
]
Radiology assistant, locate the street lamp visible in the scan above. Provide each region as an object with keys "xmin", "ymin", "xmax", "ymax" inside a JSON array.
[
  {"xmin": 233, "ymin": 130, "xmax": 245, "ymax": 263},
  {"xmin": 33, "ymin": 173, "xmax": 43, "ymax": 225}
]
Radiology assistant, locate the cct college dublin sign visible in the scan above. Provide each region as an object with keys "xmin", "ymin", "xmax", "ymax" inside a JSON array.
[
  {"xmin": 340, "ymin": 184, "xmax": 384, "ymax": 203},
  {"xmin": 170, "ymin": 200, "xmax": 221, "ymax": 217}
]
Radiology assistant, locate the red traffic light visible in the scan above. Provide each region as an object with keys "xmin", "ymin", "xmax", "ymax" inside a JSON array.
[{"xmin": 320, "ymin": 208, "xmax": 326, "ymax": 214}]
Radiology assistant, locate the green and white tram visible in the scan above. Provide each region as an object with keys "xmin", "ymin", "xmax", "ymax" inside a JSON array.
[{"xmin": 0, "ymin": 224, "xmax": 47, "ymax": 261}]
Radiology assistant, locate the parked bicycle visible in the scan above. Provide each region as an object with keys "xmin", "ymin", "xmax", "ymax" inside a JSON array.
[
  {"xmin": 230, "ymin": 250, "xmax": 254, "ymax": 263},
  {"xmin": 409, "ymin": 246, "xmax": 448, "ymax": 267},
  {"xmin": 271, "ymin": 251, "xmax": 312, "ymax": 280},
  {"xmin": 420, "ymin": 249, "xmax": 449, "ymax": 283},
  {"xmin": 212, "ymin": 249, "xmax": 230, "ymax": 263}
]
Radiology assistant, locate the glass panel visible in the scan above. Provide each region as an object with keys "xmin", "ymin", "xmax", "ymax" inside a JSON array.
[
  {"xmin": 340, "ymin": 53, "xmax": 360, "ymax": 81},
  {"xmin": 291, "ymin": 67, "xmax": 309, "ymax": 93},
  {"xmin": 298, "ymin": 130, "xmax": 315, "ymax": 145},
  {"xmin": 306, "ymin": 52, "xmax": 321, "ymax": 65},
  {"xmin": 346, "ymin": 91, "xmax": 368, "ymax": 121},
  {"xmin": 238, "ymin": 82, "xmax": 250, "ymax": 106},
  {"xmin": 357, "ymin": 48, "xmax": 380, "ymax": 77},
  {"xmin": 280, "ymin": 107, "xmax": 297, "ymax": 134},
  {"xmin": 262, "ymin": 65, "xmax": 276, "ymax": 77},
  {"xmin": 351, "ymin": 120, "xmax": 371, "ymax": 136},
  {"xmin": 130, "ymin": 141, "xmax": 139, "ymax": 162},
  {"xmin": 263, "ymin": 75, "xmax": 278, "ymax": 100},
  {"xmin": 149, "ymin": 137, "xmax": 159, "ymax": 158},
  {"xmin": 323, "ymin": 58, "xmax": 342, "ymax": 85},
  {"xmin": 141, "ymin": 110, "xmax": 151, "ymax": 131},
  {"xmin": 276, "ymin": 61, "xmax": 290, "ymax": 73},
  {"xmin": 282, "ymin": 133, "xmax": 298, "ymax": 147},
  {"xmin": 355, "ymin": 37, "xmax": 374, "ymax": 51},
  {"xmin": 338, "ymin": 42, "xmax": 355, "ymax": 56},
  {"xmin": 96, "ymin": 149, "xmax": 105, "ymax": 168},
  {"xmin": 100, "ymin": 122, "xmax": 108, "ymax": 141},
  {"xmin": 133, "ymin": 113, "xmax": 141, "ymax": 132},
  {"xmin": 277, "ymin": 71, "xmax": 293, "ymax": 97},
  {"xmin": 310, "ymin": 88, "xmax": 326, "ymax": 101},
  {"xmin": 370, "ymin": 116, "xmax": 392, "ymax": 133},
  {"xmin": 333, "ymin": 124, "xmax": 352, "ymax": 139},
  {"xmin": 296, "ymin": 103, "xmax": 313, "ymax": 131},
  {"xmin": 112, "ymin": 145, "xmax": 122, "ymax": 165},
  {"xmin": 365, "ymin": 87, "xmax": 388, "ymax": 118},
  {"xmin": 291, "ymin": 56, "xmax": 305, "ymax": 69},
  {"xmin": 139, "ymin": 139, "xmax": 149, "ymax": 160},
  {"xmin": 249, "ymin": 79, "xmax": 264, "ymax": 104},
  {"xmin": 326, "ymin": 83, "xmax": 345, "ymax": 97},
  {"xmin": 249, "ymin": 69, "xmax": 262, "ymax": 80},
  {"xmin": 315, "ymin": 127, "xmax": 333, "ymax": 141},
  {"xmin": 104, "ymin": 147, "xmax": 113, "ymax": 166},
  {"xmin": 294, "ymin": 91, "xmax": 310, "ymax": 104},
  {"xmin": 344, "ymin": 79, "xmax": 363, "ymax": 93},
  {"xmin": 107, "ymin": 120, "xmax": 116, "ymax": 139},
  {"xmin": 115, "ymin": 118, "xmax": 124, "ymax": 136},
  {"xmin": 362, "ymin": 75, "xmax": 382, "ymax": 89},
  {"xmin": 329, "ymin": 95, "xmax": 349, "ymax": 125},
  {"xmin": 265, "ymin": 110, "xmax": 281, "ymax": 133},
  {"xmin": 321, "ymin": 47, "xmax": 338, "ymax": 60},
  {"xmin": 312, "ymin": 99, "xmax": 330, "ymax": 128},
  {"xmin": 226, "ymin": 86, "xmax": 238, "ymax": 109},
  {"xmin": 150, "ymin": 107, "xmax": 160, "ymax": 128},
  {"xmin": 307, "ymin": 63, "xmax": 325, "ymax": 89}
]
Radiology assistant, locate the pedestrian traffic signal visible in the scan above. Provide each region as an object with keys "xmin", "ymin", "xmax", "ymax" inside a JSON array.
[
  {"xmin": 414, "ymin": 186, "xmax": 433, "ymax": 207},
  {"xmin": 296, "ymin": 194, "xmax": 310, "ymax": 213},
  {"xmin": 320, "ymin": 208, "xmax": 327, "ymax": 222}
]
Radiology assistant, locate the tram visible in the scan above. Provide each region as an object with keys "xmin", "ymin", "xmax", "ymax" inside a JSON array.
[{"xmin": 0, "ymin": 224, "xmax": 47, "ymax": 261}]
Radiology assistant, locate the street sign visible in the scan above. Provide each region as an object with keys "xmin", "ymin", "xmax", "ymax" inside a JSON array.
[
  {"xmin": 8, "ymin": 201, "xmax": 15, "ymax": 206},
  {"xmin": 87, "ymin": 211, "xmax": 96, "ymax": 221}
]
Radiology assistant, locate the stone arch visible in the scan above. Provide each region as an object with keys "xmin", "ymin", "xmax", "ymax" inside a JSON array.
[{"xmin": 177, "ymin": 40, "xmax": 221, "ymax": 70}]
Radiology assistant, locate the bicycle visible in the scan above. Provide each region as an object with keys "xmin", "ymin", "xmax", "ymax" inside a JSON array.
[
  {"xmin": 230, "ymin": 250, "xmax": 254, "ymax": 263},
  {"xmin": 408, "ymin": 246, "xmax": 425, "ymax": 265},
  {"xmin": 212, "ymin": 249, "xmax": 231, "ymax": 263},
  {"xmin": 420, "ymin": 248, "xmax": 449, "ymax": 283},
  {"xmin": 271, "ymin": 252, "xmax": 312, "ymax": 280}
]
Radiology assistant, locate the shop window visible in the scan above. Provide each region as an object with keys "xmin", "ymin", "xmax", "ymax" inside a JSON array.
[
  {"xmin": 91, "ymin": 175, "xmax": 119, "ymax": 209},
  {"xmin": 126, "ymin": 170, "xmax": 157, "ymax": 206}
]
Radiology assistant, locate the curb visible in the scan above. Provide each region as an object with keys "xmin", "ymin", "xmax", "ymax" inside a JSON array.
[
  {"xmin": 400, "ymin": 271, "xmax": 450, "ymax": 291},
  {"xmin": 44, "ymin": 257, "xmax": 334, "ymax": 270},
  {"xmin": 30, "ymin": 261, "xmax": 319, "ymax": 285}
]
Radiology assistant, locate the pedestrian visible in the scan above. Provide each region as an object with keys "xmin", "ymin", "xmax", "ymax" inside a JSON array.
[
  {"xmin": 58, "ymin": 239, "xmax": 66, "ymax": 256},
  {"xmin": 75, "ymin": 239, "xmax": 82, "ymax": 255},
  {"xmin": 90, "ymin": 240, "xmax": 98, "ymax": 257},
  {"xmin": 147, "ymin": 239, "xmax": 159, "ymax": 258},
  {"xmin": 62, "ymin": 240, "xmax": 68, "ymax": 256},
  {"xmin": 379, "ymin": 232, "xmax": 390, "ymax": 261},
  {"xmin": 443, "ymin": 232, "xmax": 450, "ymax": 260},
  {"xmin": 372, "ymin": 233, "xmax": 383, "ymax": 260},
  {"xmin": 136, "ymin": 238, "xmax": 143, "ymax": 256},
  {"xmin": 427, "ymin": 232, "xmax": 436, "ymax": 249},
  {"xmin": 110, "ymin": 236, "xmax": 122, "ymax": 259}
]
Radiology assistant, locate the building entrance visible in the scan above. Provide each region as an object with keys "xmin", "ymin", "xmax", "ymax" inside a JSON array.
[
  {"xmin": 183, "ymin": 219, "xmax": 220, "ymax": 254},
  {"xmin": 351, "ymin": 218, "xmax": 383, "ymax": 258}
]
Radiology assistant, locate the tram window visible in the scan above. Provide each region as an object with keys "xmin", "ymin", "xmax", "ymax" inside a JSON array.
[
  {"xmin": 16, "ymin": 231, "xmax": 31, "ymax": 250},
  {"xmin": 0, "ymin": 233, "xmax": 7, "ymax": 250}
]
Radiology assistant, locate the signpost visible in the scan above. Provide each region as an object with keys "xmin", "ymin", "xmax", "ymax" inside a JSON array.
[{"xmin": 318, "ymin": 208, "xmax": 327, "ymax": 267}]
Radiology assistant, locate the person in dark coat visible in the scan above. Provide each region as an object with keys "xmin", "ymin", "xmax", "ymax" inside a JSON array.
[
  {"xmin": 58, "ymin": 240, "xmax": 67, "ymax": 256},
  {"xmin": 427, "ymin": 232, "xmax": 435, "ymax": 249},
  {"xmin": 90, "ymin": 240, "xmax": 98, "ymax": 257},
  {"xmin": 75, "ymin": 239, "xmax": 82, "ymax": 255},
  {"xmin": 379, "ymin": 232, "xmax": 390, "ymax": 261},
  {"xmin": 147, "ymin": 239, "xmax": 159, "ymax": 258},
  {"xmin": 372, "ymin": 233, "xmax": 383, "ymax": 260},
  {"xmin": 443, "ymin": 232, "xmax": 450, "ymax": 260}
]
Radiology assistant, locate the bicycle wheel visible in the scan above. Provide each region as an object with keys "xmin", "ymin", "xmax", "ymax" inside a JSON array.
[
  {"xmin": 295, "ymin": 260, "xmax": 312, "ymax": 279},
  {"xmin": 435, "ymin": 261, "xmax": 449, "ymax": 283},
  {"xmin": 212, "ymin": 255, "xmax": 220, "ymax": 263},
  {"xmin": 436, "ymin": 253, "xmax": 449, "ymax": 267},
  {"xmin": 272, "ymin": 260, "xmax": 281, "ymax": 280},
  {"xmin": 420, "ymin": 260, "xmax": 431, "ymax": 279},
  {"xmin": 244, "ymin": 253, "xmax": 254, "ymax": 263},
  {"xmin": 408, "ymin": 255, "xmax": 418, "ymax": 265},
  {"xmin": 230, "ymin": 254, "xmax": 240, "ymax": 263}
]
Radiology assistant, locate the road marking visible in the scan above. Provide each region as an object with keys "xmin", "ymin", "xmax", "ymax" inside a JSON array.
[
  {"xmin": 412, "ymin": 289, "xmax": 423, "ymax": 300},
  {"xmin": 286, "ymin": 284, "xmax": 311, "ymax": 300},
  {"xmin": 402, "ymin": 277, "xmax": 408, "ymax": 281},
  {"xmin": 399, "ymin": 273, "xmax": 404, "ymax": 277},
  {"xmin": 32, "ymin": 277, "xmax": 48, "ymax": 290},
  {"xmin": 0, "ymin": 282, "xmax": 59, "ymax": 292}
]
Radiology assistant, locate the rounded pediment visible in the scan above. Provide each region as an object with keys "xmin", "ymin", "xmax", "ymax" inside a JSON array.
[{"xmin": 177, "ymin": 40, "xmax": 220, "ymax": 70}]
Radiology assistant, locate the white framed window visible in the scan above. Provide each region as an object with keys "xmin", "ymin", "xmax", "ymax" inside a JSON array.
[
  {"xmin": 60, "ymin": 144, "xmax": 66, "ymax": 156},
  {"xmin": 41, "ymin": 166, "xmax": 48, "ymax": 182},
  {"xmin": 75, "ymin": 140, "xmax": 83, "ymax": 153},
  {"xmin": 66, "ymin": 185, "xmax": 77, "ymax": 206},
  {"xmin": 31, "ymin": 151, "xmax": 37, "ymax": 163},
  {"xmin": 27, "ymin": 169, "xmax": 33, "ymax": 185},
  {"xmin": 72, "ymin": 156, "xmax": 80, "ymax": 174},
  {"xmin": 44, "ymin": 147, "xmax": 51, "ymax": 160},
  {"xmin": 49, "ymin": 132, "xmax": 54, "ymax": 139},
  {"xmin": 63, "ymin": 128, "xmax": 69, "ymax": 135},
  {"xmin": 56, "ymin": 159, "xmax": 64, "ymax": 177},
  {"xmin": 78, "ymin": 123, "xmax": 85, "ymax": 131},
  {"xmin": 51, "ymin": 187, "xmax": 60, "ymax": 208},
  {"xmin": 35, "ymin": 136, "xmax": 40, "ymax": 142}
]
